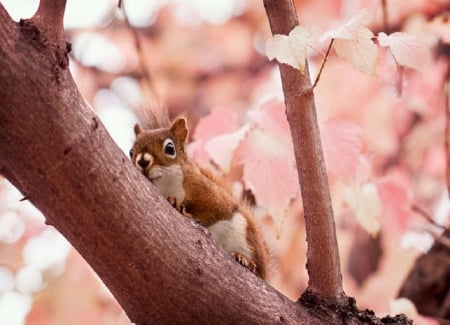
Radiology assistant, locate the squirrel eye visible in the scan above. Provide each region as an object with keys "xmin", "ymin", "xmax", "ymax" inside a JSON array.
[
  {"xmin": 163, "ymin": 139, "xmax": 176, "ymax": 158},
  {"xmin": 129, "ymin": 148, "xmax": 134, "ymax": 158}
]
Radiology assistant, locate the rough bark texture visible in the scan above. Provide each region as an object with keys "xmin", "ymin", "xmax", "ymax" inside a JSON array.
[{"xmin": 263, "ymin": 0, "xmax": 344, "ymax": 299}]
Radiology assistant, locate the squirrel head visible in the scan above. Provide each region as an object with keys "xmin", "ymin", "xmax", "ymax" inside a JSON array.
[{"xmin": 130, "ymin": 117, "xmax": 189, "ymax": 180}]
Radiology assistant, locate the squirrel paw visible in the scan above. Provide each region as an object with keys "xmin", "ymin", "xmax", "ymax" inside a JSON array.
[
  {"xmin": 180, "ymin": 207, "xmax": 194, "ymax": 220},
  {"xmin": 167, "ymin": 196, "xmax": 180, "ymax": 209},
  {"xmin": 167, "ymin": 197, "xmax": 193, "ymax": 219},
  {"xmin": 231, "ymin": 252, "xmax": 257, "ymax": 274}
]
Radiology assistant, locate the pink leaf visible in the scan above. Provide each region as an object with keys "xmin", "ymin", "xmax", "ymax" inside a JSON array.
[
  {"xmin": 189, "ymin": 106, "xmax": 240, "ymax": 163},
  {"xmin": 204, "ymin": 124, "xmax": 250, "ymax": 173},
  {"xmin": 266, "ymin": 26, "xmax": 312, "ymax": 73},
  {"xmin": 187, "ymin": 140, "xmax": 210, "ymax": 164},
  {"xmin": 344, "ymin": 182, "xmax": 382, "ymax": 236},
  {"xmin": 236, "ymin": 128, "xmax": 299, "ymax": 231},
  {"xmin": 377, "ymin": 32, "xmax": 430, "ymax": 74},
  {"xmin": 417, "ymin": 316, "xmax": 439, "ymax": 325},
  {"xmin": 192, "ymin": 106, "xmax": 239, "ymax": 141},
  {"xmin": 321, "ymin": 10, "xmax": 379, "ymax": 75},
  {"xmin": 377, "ymin": 180, "xmax": 411, "ymax": 232},
  {"xmin": 248, "ymin": 99, "xmax": 290, "ymax": 136},
  {"xmin": 321, "ymin": 118, "xmax": 362, "ymax": 179}
]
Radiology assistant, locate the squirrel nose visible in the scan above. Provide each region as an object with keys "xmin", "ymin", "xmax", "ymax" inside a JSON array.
[{"xmin": 138, "ymin": 158, "xmax": 150, "ymax": 168}]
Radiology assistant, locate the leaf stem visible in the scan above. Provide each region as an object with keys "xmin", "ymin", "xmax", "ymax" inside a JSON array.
[
  {"xmin": 311, "ymin": 38, "xmax": 334, "ymax": 90},
  {"xmin": 411, "ymin": 204, "xmax": 446, "ymax": 230},
  {"xmin": 306, "ymin": 43, "xmax": 326, "ymax": 56}
]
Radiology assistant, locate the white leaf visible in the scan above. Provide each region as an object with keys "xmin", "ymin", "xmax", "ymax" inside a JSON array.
[
  {"xmin": 265, "ymin": 26, "xmax": 311, "ymax": 73},
  {"xmin": 344, "ymin": 182, "xmax": 381, "ymax": 236},
  {"xmin": 389, "ymin": 298, "xmax": 418, "ymax": 323},
  {"xmin": 334, "ymin": 29, "xmax": 379, "ymax": 75},
  {"xmin": 378, "ymin": 32, "xmax": 430, "ymax": 74},
  {"xmin": 321, "ymin": 9, "xmax": 370, "ymax": 41},
  {"xmin": 321, "ymin": 9, "xmax": 379, "ymax": 75},
  {"xmin": 430, "ymin": 15, "xmax": 450, "ymax": 44}
]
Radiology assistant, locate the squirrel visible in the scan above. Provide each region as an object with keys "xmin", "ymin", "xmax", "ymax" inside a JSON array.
[{"xmin": 130, "ymin": 117, "xmax": 269, "ymax": 280}]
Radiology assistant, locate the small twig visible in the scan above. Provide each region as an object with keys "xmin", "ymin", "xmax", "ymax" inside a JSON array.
[
  {"xmin": 429, "ymin": 228, "xmax": 450, "ymax": 248},
  {"xmin": 444, "ymin": 61, "xmax": 450, "ymax": 196},
  {"xmin": 381, "ymin": 0, "xmax": 389, "ymax": 34},
  {"xmin": 306, "ymin": 43, "xmax": 326, "ymax": 56},
  {"xmin": 118, "ymin": 0, "xmax": 161, "ymax": 103},
  {"xmin": 412, "ymin": 222, "xmax": 450, "ymax": 249},
  {"xmin": 411, "ymin": 204, "xmax": 447, "ymax": 230},
  {"xmin": 311, "ymin": 39, "xmax": 334, "ymax": 90},
  {"xmin": 395, "ymin": 64, "xmax": 404, "ymax": 96}
]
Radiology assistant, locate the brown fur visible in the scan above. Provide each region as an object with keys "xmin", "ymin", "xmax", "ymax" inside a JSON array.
[{"xmin": 131, "ymin": 117, "xmax": 269, "ymax": 279}]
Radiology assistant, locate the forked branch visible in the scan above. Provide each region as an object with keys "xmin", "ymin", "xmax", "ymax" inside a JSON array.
[{"xmin": 0, "ymin": 2, "xmax": 317, "ymax": 324}]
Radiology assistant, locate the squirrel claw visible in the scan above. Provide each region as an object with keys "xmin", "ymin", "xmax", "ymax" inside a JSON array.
[
  {"xmin": 167, "ymin": 197, "xmax": 194, "ymax": 219},
  {"xmin": 231, "ymin": 252, "xmax": 257, "ymax": 274},
  {"xmin": 167, "ymin": 196, "xmax": 179, "ymax": 209},
  {"xmin": 180, "ymin": 206, "xmax": 194, "ymax": 219}
]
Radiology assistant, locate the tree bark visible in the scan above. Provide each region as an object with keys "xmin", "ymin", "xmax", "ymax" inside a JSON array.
[
  {"xmin": 263, "ymin": 0, "xmax": 344, "ymax": 300},
  {"xmin": 0, "ymin": 1, "xmax": 320, "ymax": 324}
]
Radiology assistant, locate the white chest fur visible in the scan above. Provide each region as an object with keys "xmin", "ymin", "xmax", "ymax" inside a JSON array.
[
  {"xmin": 207, "ymin": 212, "xmax": 251, "ymax": 260},
  {"xmin": 149, "ymin": 164, "xmax": 186, "ymax": 204}
]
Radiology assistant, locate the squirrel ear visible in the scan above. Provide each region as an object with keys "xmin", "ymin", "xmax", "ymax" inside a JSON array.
[
  {"xmin": 134, "ymin": 124, "xmax": 142, "ymax": 136},
  {"xmin": 170, "ymin": 117, "xmax": 188, "ymax": 143}
]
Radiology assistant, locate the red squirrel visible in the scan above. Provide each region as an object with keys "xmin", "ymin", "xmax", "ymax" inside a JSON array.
[{"xmin": 130, "ymin": 117, "xmax": 269, "ymax": 279}]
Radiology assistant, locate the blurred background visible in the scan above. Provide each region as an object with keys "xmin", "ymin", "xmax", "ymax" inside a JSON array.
[{"xmin": 0, "ymin": 0, "xmax": 449, "ymax": 323}]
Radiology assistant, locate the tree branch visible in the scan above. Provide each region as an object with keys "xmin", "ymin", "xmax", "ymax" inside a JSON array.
[
  {"xmin": 0, "ymin": 1, "xmax": 413, "ymax": 323},
  {"xmin": 263, "ymin": 0, "xmax": 344, "ymax": 300},
  {"xmin": 0, "ymin": 3, "xmax": 324, "ymax": 324},
  {"xmin": 311, "ymin": 39, "xmax": 334, "ymax": 91},
  {"xmin": 445, "ymin": 61, "xmax": 450, "ymax": 197},
  {"xmin": 119, "ymin": 0, "xmax": 162, "ymax": 105},
  {"xmin": 33, "ymin": 0, "xmax": 66, "ymax": 42}
]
